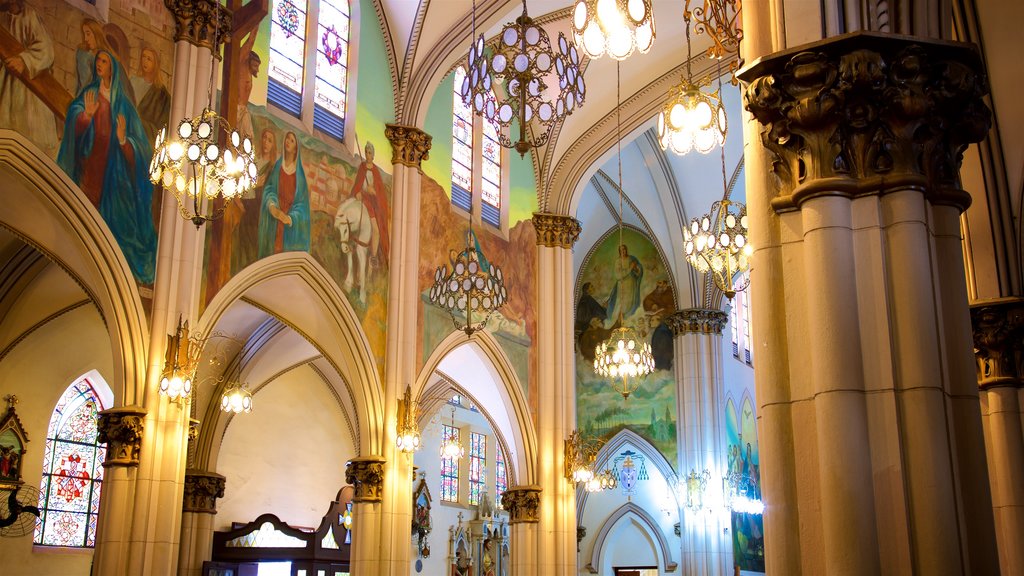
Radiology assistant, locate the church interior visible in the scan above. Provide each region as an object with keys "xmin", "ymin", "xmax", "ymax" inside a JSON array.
[{"xmin": 0, "ymin": 0, "xmax": 1021, "ymax": 575}]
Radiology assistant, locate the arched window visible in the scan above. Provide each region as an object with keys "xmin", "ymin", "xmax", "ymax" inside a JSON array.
[
  {"xmin": 730, "ymin": 271, "xmax": 752, "ymax": 365},
  {"xmin": 440, "ymin": 424, "xmax": 460, "ymax": 503},
  {"xmin": 451, "ymin": 67, "xmax": 504, "ymax": 228},
  {"xmin": 730, "ymin": 296, "xmax": 739, "ymax": 358},
  {"xmin": 34, "ymin": 376, "xmax": 110, "ymax": 547},
  {"xmin": 267, "ymin": 0, "xmax": 350, "ymax": 140},
  {"xmin": 495, "ymin": 445, "xmax": 507, "ymax": 509},
  {"xmin": 468, "ymin": 432, "xmax": 486, "ymax": 505}
]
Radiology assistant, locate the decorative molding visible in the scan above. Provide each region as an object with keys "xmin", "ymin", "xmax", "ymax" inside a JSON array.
[
  {"xmin": 585, "ymin": 502, "xmax": 679, "ymax": 573},
  {"xmin": 532, "ymin": 213, "xmax": 581, "ymax": 248},
  {"xmin": 971, "ymin": 297, "xmax": 1024, "ymax": 389},
  {"xmin": 740, "ymin": 31, "xmax": 990, "ymax": 213},
  {"xmin": 665, "ymin": 308, "xmax": 728, "ymax": 336},
  {"xmin": 164, "ymin": 0, "xmax": 233, "ymax": 53},
  {"xmin": 183, "ymin": 469, "xmax": 226, "ymax": 514},
  {"xmin": 345, "ymin": 456, "xmax": 386, "ymax": 503},
  {"xmin": 97, "ymin": 406, "xmax": 146, "ymax": 467},
  {"xmin": 385, "ymin": 124, "xmax": 433, "ymax": 168},
  {"xmin": 502, "ymin": 485, "xmax": 541, "ymax": 524}
]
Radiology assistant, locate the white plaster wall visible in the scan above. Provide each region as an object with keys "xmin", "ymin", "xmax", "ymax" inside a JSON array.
[
  {"xmin": 0, "ymin": 285, "xmax": 111, "ymax": 576},
  {"xmin": 603, "ymin": 518, "xmax": 660, "ymax": 573},
  {"xmin": 215, "ymin": 364, "xmax": 354, "ymax": 531},
  {"xmin": 411, "ymin": 402, "xmax": 506, "ymax": 576}
]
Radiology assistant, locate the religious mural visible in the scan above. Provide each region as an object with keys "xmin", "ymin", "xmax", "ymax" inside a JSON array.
[
  {"xmin": 0, "ymin": 0, "xmax": 174, "ymax": 288},
  {"xmin": 726, "ymin": 394, "xmax": 764, "ymax": 571},
  {"xmin": 575, "ymin": 227, "xmax": 678, "ymax": 466}
]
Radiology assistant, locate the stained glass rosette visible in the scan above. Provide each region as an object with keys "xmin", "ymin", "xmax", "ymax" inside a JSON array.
[
  {"xmin": 657, "ymin": 79, "xmax": 727, "ymax": 155},
  {"xmin": 149, "ymin": 108, "xmax": 258, "ymax": 227},
  {"xmin": 571, "ymin": 0, "xmax": 656, "ymax": 61},
  {"xmin": 429, "ymin": 244, "xmax": 508, "ymax": 336},
  {"xmin": 460, "ymin": 7, "xmax": 586, "ymax": 155},
  {"xmin": 683, "ymin": 199, "xmax": 751, "ymax": 299},
  {"xmin": 593, "ymin": 326, "xmax": 655, "ymax": 399}
]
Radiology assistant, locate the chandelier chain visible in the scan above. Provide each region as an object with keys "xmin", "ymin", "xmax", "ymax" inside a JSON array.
[{"xmin": 616, "ymin": 60, "xmax": 623, "ymax": 265}]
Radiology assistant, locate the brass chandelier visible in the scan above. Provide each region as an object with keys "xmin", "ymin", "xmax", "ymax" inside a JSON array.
[
  {"xmin": 460, "ymin": 0, "xmax": 587, "ymax": 155},
  {"xmin": 571, "ymin": 0, "xmax": 655, "ymax": 61},
  {"xmin": 149, "ymin": 2, "xmax": 257, "ymax": 228},
  {"xmin": 220, "ymin": 381, "xmax": 253, "ymax": 414},
  {"xmin": 428, "ymin": 230, "xmax": 508, "ymax": 336},
  {"xmin": 592, "ymin": 63, "xmax": 655, "ymax": 400}
]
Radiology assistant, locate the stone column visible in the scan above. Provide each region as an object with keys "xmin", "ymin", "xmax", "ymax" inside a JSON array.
[
  {"xmin": 503, "ymin": 485, "xmax": 542, "ymax": 576},
  {"xmin": 739, "ymin": 32, "xmax": 998, "ymax": 575},
  {"xmin": 377, "ymin": 124, "xmax": 432, "ymax": 576},
  {"xmin": 177, "ymin": 470, "xmax": 226, "ymax": 576},
  {"xmin": 93, "ymin": 407, "xmax": 146, "ymax": 575},
  {"xmin": 532, "ymin": 213, "xmax": 581, "ymax": 576},
  {"xmin": 971, "ymin": 298, "xmax": 1024, "ymax": 575},
  {"xmin": 666, "ymin": 309, "xmax": 731, "ymax": 576},
  {"xmin": 115, "ymin": 3, "xmax": 232, "ymax": 575},
  {"xmin": 346, "ymin": 456, "xmax": 386, "ymax": 575}
]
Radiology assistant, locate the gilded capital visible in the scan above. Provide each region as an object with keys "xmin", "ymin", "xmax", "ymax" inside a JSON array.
[
  {"xmin": 183, "ymin": 469, "xmax": 226, "ymax": 514},
  {"xmin": 740, "ymin": 31, "xmax": 990, "ymax": 213},
  {"xmin": 532, "ymin": 212, "xmax": 582, "ymax": 248},
  {"xmin": 345, "ymin": 456, "xmax": 386, "ymax": 503},
  {"xmin": 666, "ymin": 308, "xmax": 728, "ymax": 336},
  {"xmin": 97, "ymin": 407, "xmax": 146, "ymax": 467},
  {"xmin": 970, "ymin": 297, "xmax": 1024, "ymax": 389},
  {"xmin": 502, "ymin": 485, "xmax": 541, "ymax": 524},
  {"xmin": 385, "ymin": 124, "xmax": 432, "ymax": 168},
  {"xmin": 164, "ymin": 0, "xmax": 233, "ymax": 53}
]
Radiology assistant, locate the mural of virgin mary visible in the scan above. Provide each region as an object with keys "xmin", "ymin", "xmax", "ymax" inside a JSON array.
[
  {"xmin": 57, "ymin": 49, "xmax": 157, "ymax": 285},
  {"xmin": 258, "ymin": 131, "xmax": 310, "ymax": 258}
]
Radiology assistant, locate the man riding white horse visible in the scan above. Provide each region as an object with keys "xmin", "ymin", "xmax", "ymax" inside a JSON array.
[{"xmin": 334, "ymin": 141, "xmax": 389, "ymax": 303}]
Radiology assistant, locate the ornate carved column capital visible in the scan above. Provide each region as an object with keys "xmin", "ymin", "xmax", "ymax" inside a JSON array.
[
  {"xmin": 345, "ymin": 456, "xmax": 386, "ymax": 503},
  {"xmin": 970, "ymin": 297, "xmax": 1024, "ymax": 389},
  {"xmin": 97, "ymin": 406, "xmax": 146, "ymax": 467},
  {"xmin": 183, "ymin": 469, "xmax": 226, "ymax": 514},
  {"xmin": 666, "ymin": 308, "xmax": 728, "ymax": 336},
  {"xmin": 502, "ymin": 485, "xmax": 541, "ymax": 524},
  {"xmin": 740, "ymin": 31, "xmax": 990, "ymax": 213},
  {"xmin": 532, "ymin": 213, "xmax": 582, "ymax": 248},
  {"xmin": 164, "ymin": 0, "xmax": 233, "ymax": 53},
  {"xmin": 385, "ymin": 124, "xmax": 432, "ymax": 168}
]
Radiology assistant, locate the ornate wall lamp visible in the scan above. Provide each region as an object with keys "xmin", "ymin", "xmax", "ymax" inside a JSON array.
[
  {"xmin": 159, "ymin": 317, "xmax": 203, "ymax": 401},
  {"xmin": 684, "ymin": 468, "xmax": 711, "ymax": 513},
  {"xmin": 396, "ymin": 384, "xmax": 422, "ymax": 454}
]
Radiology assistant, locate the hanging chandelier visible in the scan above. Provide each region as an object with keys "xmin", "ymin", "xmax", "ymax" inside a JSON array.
[
  {"xmin": 429, "ymin": 233, "xmax": 508, "ymax": 336},
  {"xmin": 460, "ymin": 0, "xmax": 586, "ymax": 156},
  {"xmin": 220, "ymin": 381, "xmax": 253, "ymax": 414},
  {"xmin": 571, "ymin": 0, "xmax": 655, "ymax": 61},
  {"xmin": 656, "ymin": 9, "xmax": 727, "ymax": 156},
  {"xmin": 585, "ymin": 468, "xmax": 618, "ymax": 492},
  {"xmin": 683, "ymin": 197, "xmax": 751, "ymax": 300},
  {"xmin": 440, "ymin": 406, "xmax": 465, "ymax": 460},
  {"xmin": 149, "ymin": 3, "xmax": 257, "ymax": 228},
  {"xmin": 592, "ymin": 63, "xmax": 655, "ymax": 401}
]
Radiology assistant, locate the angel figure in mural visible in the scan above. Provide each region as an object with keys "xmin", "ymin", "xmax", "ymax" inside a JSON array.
[
  {"xmin": 0, "ymin": 0, "xmax": 57, "ymax": 156},
  {"xmin": 258, "ymin": 131, "xmax": 311, "ymax": 259},
  {"xmin": 605, "ymin": 243, "xmax": 643, "ymax": 328},
  {"xmin": 57, "ymin": 50, "xmax": 158, "ymax": 285}
]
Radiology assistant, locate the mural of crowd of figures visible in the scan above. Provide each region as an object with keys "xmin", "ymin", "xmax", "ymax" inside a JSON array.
[
  {"xmin": 0, "ymin": 0, "xmax": 174, "ymax": 287},
  {"xmin": 726, "ymin": 394, "xmax": 764, "ymax": 571},
  {"xmin": 575, "ymin": 227, "xmax": 678, "ymax": 466}
]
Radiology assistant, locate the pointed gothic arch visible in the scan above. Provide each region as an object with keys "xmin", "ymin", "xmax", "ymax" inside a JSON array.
[{"xmin": 584, "ymin": 502, "xmax": 679, "ymax": 574}]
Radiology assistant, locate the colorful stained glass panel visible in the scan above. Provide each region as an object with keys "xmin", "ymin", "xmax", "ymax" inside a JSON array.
[
  {"xmin": 469, "ymin": 432, "xmax": 485, "ymax": 505},
  {"xmin": 269, "ymin": 0, "xmax": 309, "ymax": 95},
  {"xmin": 314, "ymin": 0, "xmax": 349, "ymax": 118},
  {"xmin": 495, "ymin": 446, "xmax": 507, "ymax": 509},
  {"xmin": 440, "ymin": 425, "xmax": 459, "ymax": 503}
]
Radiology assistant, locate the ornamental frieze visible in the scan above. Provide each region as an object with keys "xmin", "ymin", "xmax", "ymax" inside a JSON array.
[
  {"xmin": 666, "ymin": 309, "xmax": 728, "ymax": 336},
  {"xmin": 740, "ymin": 31, "xmax": 990, "ymax": 213}
]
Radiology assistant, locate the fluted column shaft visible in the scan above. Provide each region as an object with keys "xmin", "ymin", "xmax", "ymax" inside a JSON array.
[
  {"xmin": 532, "ymin": 213, "xmax": 581, "ymax": 576},
  {"xmin": 739, "ymin": 30, "xmax": 998, "ymax": 575},
  {"xmin": 668, "ymin": 310, "xmax": 731, "ymax": 576}
]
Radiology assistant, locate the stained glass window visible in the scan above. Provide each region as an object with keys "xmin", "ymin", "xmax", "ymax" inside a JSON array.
[
  {"xmin": 480, "ymin": 119, "xmax": 501, "ymax": 227},
  {"xmin": 268, "ymin": 0, "xmax": 309, "ymax": 115},
  {"xmin": 730, "ymin": 292, "xmax": 739, "ymax": 358},
  {"xmin": 440, "ymin": 425, "xmax": 459, "ymax": 503},
  {"xmin": 313, "ymin": 0, "xmax": 349, "ymax": 139},
  {"xmin": 495, "ymin": 445, "xmax": 507, "ymax": 509},
  {"xmin": 468, "ymin": 432, "xmax": 486, "ymax": 506},
  {"xmin": 741, "ymin": 272, "xmax": 752, "ymax": 365},
  {"xmin": 451, "ymin": 67, "xmax": 474, "ymax": 212},
  {"xmin": 34, "ymin": 378, "xmax": 107, "ymax": 547}
]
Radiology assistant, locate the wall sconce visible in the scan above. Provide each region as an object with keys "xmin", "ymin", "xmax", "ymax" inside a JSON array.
[
  {"xmin": 685, "ymin": 468, "xmax": 711, "ymax": 513},
  {"xmin": 396, "ymin": 384, "xmax": 422, "ymax": 454},
  {"xmin": 564, "ymin": 430, "xmax": 596, "ymax": 483},
  {"xmin": 160, "ymin": 316, "xmax": 203, "ymax": 401},
  {"xmin": 724, "ymin": 471, "xmax": 764, "ymax": 515}
]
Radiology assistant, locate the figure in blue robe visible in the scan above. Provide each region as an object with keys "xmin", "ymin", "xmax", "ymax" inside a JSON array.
[
  {"xmin": 57, "ymin": 49, "xmax": 157, "ymax": 284},
  {"xmin": 605, "ymin": 244, "xmax": 643, "ymax": 326},
  {"xmin": 258, "ymin": 130, "xmax": 310, "ymax": 259}
]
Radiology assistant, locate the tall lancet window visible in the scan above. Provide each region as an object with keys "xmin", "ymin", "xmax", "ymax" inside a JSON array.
[
  {"xmin": 451, "ymin": 66, "xmax": 475, "ymax": 212},
  {"xmin": 267, "ymin": 0, "xmax": 310, "ymax": 116},
  {"xmin": 34, "ymin": 377, "xmax": 109, "ymax": 547},
  {"xmin": 313, "ymin": 0, "xmax": 350, "ymax": 139}
]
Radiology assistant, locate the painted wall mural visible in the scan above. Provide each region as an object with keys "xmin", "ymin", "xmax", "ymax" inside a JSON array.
[
  {"xmin": 726, "ymin": 394, "xmax": 764, "ymax": 572},
  {"xmin": 576, "ymin": 227, "xmax": 678, "ymax": 466},
  {"xmin": 0, "ymin": 0, "xmax": 174, "ymax": 290},
  {"xmin": 200, "ymin": 0, "xmax": 396, "ymax": 372}
]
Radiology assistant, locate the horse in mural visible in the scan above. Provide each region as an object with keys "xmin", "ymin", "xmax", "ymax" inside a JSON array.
[{"xmin": 334, "ymin": 196, "xmax": 372, "ymax": 303}]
